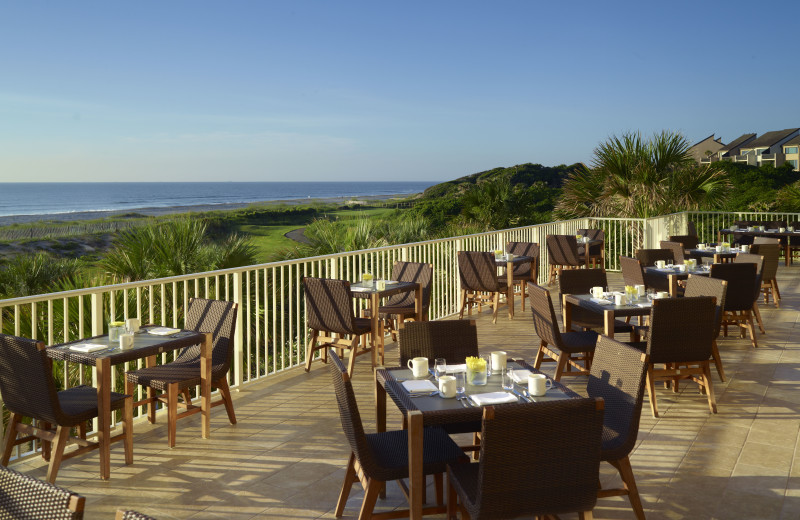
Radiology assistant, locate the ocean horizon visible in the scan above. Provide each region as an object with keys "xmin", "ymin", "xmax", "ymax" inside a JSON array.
[{"xmin": 0, "ymin": 181, "xmax": 437, "ymax": 218}]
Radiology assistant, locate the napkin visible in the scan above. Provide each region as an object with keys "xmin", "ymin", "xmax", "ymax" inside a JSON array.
[
  {"xmin": 590, "ymin": 297, "xmax": 613, "ymax": 305},
  {"xmin": 69, "ymin": 342, "xmax": 108, "ymax": 353},
  {"xmin": 469, "ymin": 392, "xmax": 518, "ymax": 406},
  {"xmin": 445, "ymin": 363, "xmax": 467, "ymax": 373},
  {"xmin": 636, "ymin": 302, "xmax": 652, "ymax": 308},
  {"xmin": 383, "ymin": 280, "xmax": 399, "ymax": 285},
  {"xmin": 147, "ymin": 327, "xmax": 181, "ymax": 336},
  {"xmin": 402, "ymin": 380, "xmax": 438, "ymax": 394},
  {"xmin": 509, "ymin": 369, "xmax": 532, "ymax": 384},
  {"xmin": 350, "ymin": 286, "xmax": 372, "ymax": 293}
]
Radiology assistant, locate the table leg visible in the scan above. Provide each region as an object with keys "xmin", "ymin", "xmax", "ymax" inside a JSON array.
[
  {"xmin": 785, "ymin": 244, "xmax": 791, "ymax": 267},
  {"xmin": 506, "ymin": 260, "xmax": 514, "ymax": 319},
  {"xmin": 604, "ymin": 310, "xmax": 615, "ymax": 339},
  {"xmin": 668, "ymin": 274, "xmax": 678, "ymax": 297},
  {"xmin": 201, "ymin": 332, "xmax": 212, "ymax": 439},
  {"xmin": 408, "ymin": 410, "xmax": 424, "ymax": 520},
  {"xmin": 370, "ymin": 293, "xmax": 381, "ymax": 367},
  {"xmin": 96, "ymin": 358, "xmax": 111, "ymax": 480},
  {"xmin": 414, "ymin": 283, "xmax": 423, "ymax": 322}
]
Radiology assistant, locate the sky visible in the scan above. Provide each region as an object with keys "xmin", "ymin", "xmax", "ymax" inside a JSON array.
[{"xmin": 0, "ymin": 1, "xmax": 797, "ymax": 183}]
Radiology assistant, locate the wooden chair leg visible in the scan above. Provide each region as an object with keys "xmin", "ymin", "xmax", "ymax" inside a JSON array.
[
  {"xmin": 167, "ymin": 383, "xmax": 178, "ymax": 448},
  {"xmin": 745, "ymin": 312, "xmax": 759, "ymax": 348},
  {"xmin": 702, "ymin": 362, "xmax": 717, "ymax": 414},
  {"xmin": 772, "ymin": 279, "xmax": 781, "ymax": 304},
  {"xmin": 646, "ymin": 366, "xmax": 658, "ymax": 418},
  {"xmin": 609, "ymin": 457, "xmax": 646, "ymax": 520},
  {"xmin": 305, "ymin": 330, "xmax": 319, "ymax": 372},
  {"xmin": 335, "ymin": 453, "xmax": 358, "ymax": 517},
  {"xmin": 217, "ymin": 377, "xmax": 237, "ymax": 424},
  {"xmin": 434, "ymin": 472, "xmax": 444, "ymax": 506},
  {"xmin": 46, "ymin": 426, "xmax": 70, "ymax": 484},
  {"xmin": 711, "ymin": 339, "xmax": 725, "ymax": 382},
  {"xmin": 181, "ymin": 389, "xmax": 193, "ymax": 407},
  {"xmin": 553, "ymin": 353, "xmax": 568, "ymax": 382},
  {"xmin": 123, "ymin": 396, "xmax": 134, "ymax": 465},
  {"xmin": 458, "ymin": 290, "xmax": 467, "ymax": 319},
  {"xmin": 533, "ymin": 341, "xmax": 546, "ymax": 370},
  {"xmin": 752, "ymin": 303, "xmax": 765, "ymax": 334},
  {"xmin": 579, "ymin": 511, "xmax": 594, "ymax": 519},
  {"xmin": 1, "ymin": 413, "xmax": 21, "ymax": 466},
  {"xmin": 347, "ymin": 345, "xmax": 358, "ymax": 378},
  {"xmin": 359, "ymin": 478, "xmax": 382, "ymax": 519},
  {"xmin": 447, "ymin": 471, "xmax": 458, "ymax": 520},
  {"xmin": 492, "ymin": 292, "xmax": 500, "ymax": 324},
  {"xmin": 147, "ymin": 387, "xmax": 157, "ymax": 423},
  {"xmin": 41, "ymin": 421, "xmax": 52, "ymax": 461}
]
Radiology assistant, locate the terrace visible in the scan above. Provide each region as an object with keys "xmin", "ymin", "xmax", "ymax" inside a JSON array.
[{"xmin": 3, "ymin": 211, "xmax": 800, "ymax": 519}]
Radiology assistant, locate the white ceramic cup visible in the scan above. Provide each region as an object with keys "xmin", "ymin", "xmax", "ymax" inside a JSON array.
[
  {"xmin": 780, "ymin": 228, "xmax": 786, "ymax": 233},
  {"xmin": 656, "ymin": 291, "xmax": 670, "ymax": 299},
  {"xmin": 698, "ymin": 243, "xmax": 706, "ymax": 250},
  {"xmin": 119, "ymin": 333, "xmax": 134, "ymax": 350},
  {"xmin": 125, "ymin": 318, "xmax": 140, "ymax": 333},
  {"xmin": 376, "ymin": 280, "xmax": 386, "ymax": 291},
  {"xmin": 407, "ymin": 357, "xmax": 429, "ymax": 378},
  {"xmin": 490, "ymin": 351, "xmax": 507, "ymax": 373},
  {"xmin": 614, "ymin": 293, "xmax": 626, "ymax": 306},
  {"xmin": 438, "ymin": 375, "xmax": 457, "ymax": 398},
  {"xmin": 741, "ymin": 245, "xmax": 750, "ymax": 253},
  {"xmin": 528, "ymin": 373, "xmax": 552, "ymax": 396},
  {"xmin": 591, "ymin": 286, "xmax": 604, "ymax": 298},
  {"xmin": 677, "ymin": 264, "xmax": 686, "ymax": 272},
  {"xmin": 655, "ymin": 260, "xmax": 666, "ymax": 269}
]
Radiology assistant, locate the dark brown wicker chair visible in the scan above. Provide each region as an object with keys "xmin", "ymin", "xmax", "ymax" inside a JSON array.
[
  {"xmin": 505, "ymin": 241, "xmax": 540, "ymax": 310},
  {"xmin": 457, "ymin": 251, "xmax": 510, "ymax": 324},
  {"xmin": 752, "ymin": 236, "xmax": 780, "ymax": 245},
  {"xmin": 751, "ymin": 243, "xmax": 781, "ymax": 306},
  {"xmin": 636, "ymin": 249, "xmax": 674, "ymax": 292},
  {"xmin": 659, "ymin": 241, "xmax": 685, "ymax": 264},
  {"xmin": 116, "ymin": 510, "xmax": 157, "ymax": 520},
  {"xmin": 368, "ymin": 261, "xmax": 433, "ymax": 341},
  {"xmin": 590, "ymin": 336, "xmax": 649, "ymax": 520},
  {"xmin": 446, "ymin": 398, "xmax": 604, "ymax": 520},
  {"xmin": 301, "ymin": 278, "xmax": 373, "ymax": 377},
  {"xmin": 711, "ymin": 262, "xmax": 761, "ymax": 348},
  {"xmin": 329, "ymin": 349, "xmax": 466, "ymax": 519},
  {"xmin": 528, "ymin": 282, "xmax": 598, "ymax": 381},
  {"xmin": 546, "ymin": 235, "xmax": 587, "ymax": 285},
  {"xmin": 124, "ymin": 298, "xmax": 238, "ymax": 448},
  {"xmin": 734, "ymin": 252, "xmax": 766, "ymax": 336},
  {"xmin": 684, "ymin": 275, "xmax": 728, "ymax": 382},
  {"xmin": 398, "ymin": 320, "xmax": 479, "ymax": 368},
  {"xmin": 668, "ymin": 235, "xmax": 699, "ymax": 251},
  {"xmin": 577, "ymin": 228, "xmax": 605, "ymax": 268},
  {"xmin": 620, "ymin": 255, "xmax": 647, "ymax": 288},
  {"xmin": 687, "ymin": 221, "xmax": 698, "ymax": 237},
  {"xmin": 628, "ymin": 296, "xmax": 718, "ymax": 417},
  {"xmin": 0, "ymin": 464, "xmax": 85, "ymax": 519},
  {"xmin": 0, "ymin": 334, "xmax": 132, "ymax": 483},
  {"xmin": 559, "ymin": 269, "xmax": 635, "ymax": 339}
]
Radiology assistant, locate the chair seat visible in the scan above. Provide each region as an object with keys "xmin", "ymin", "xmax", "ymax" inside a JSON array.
[
  {"xmin": 601, "ymin": 424, "xmax": 629, "ymax": 462},
  {"xmin": 559, "ymin": 330, "xmax": 600, "ymax": 353},
  {"xmin": 126, "ymin": 361, "xmax": 228, "ymax": 392},
  {"xmin": 365, "ymin": 427, "xmax": 468, "ymax": 483},
  {"xmin": 57, "ymin": 385, "xmax": 129, "ymax": 426},
  {"xmin": 352, "ymin": 317, "xmax": 373, "ymax": 334}
]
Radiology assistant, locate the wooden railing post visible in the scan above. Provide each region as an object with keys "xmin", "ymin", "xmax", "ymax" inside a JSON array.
[{"xmin": 233, "ymin": 271, "xmax": 244, "ymax": 389}]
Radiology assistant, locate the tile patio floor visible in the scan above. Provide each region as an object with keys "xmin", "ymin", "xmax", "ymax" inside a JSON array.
[{"xmin": 11, "ymin": 268, "xmax": 800, "ymax": 519}]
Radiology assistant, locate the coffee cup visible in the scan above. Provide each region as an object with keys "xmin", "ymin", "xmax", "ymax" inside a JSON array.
[
  {"xmin": 506, "ymin": 253, "xmax": 514, "ymax": 261},
  {"xmin": 407, "ymin": 357, "xmax": 429, "ymax": 378},
  {"xmin": 698, "ymin": 243, "xmax": 706, "ymax": 250},
  {"xmin": 656, "ymin": 291, "xmax": 670, "ymax": 299},
  {"xmin": 490, "ymin": 351, "xmax": 507, "ymax": 373},
  {"xmin": 591, "ymin": 286, "xmax": 604, "ymax": 298},
  {"xmin": 676, "ymin": 264, "xmax": 686, "ymax": 272},
  {"xmin": 376, "ymin": 279, "xmax": 386, "ymax": 291},
  {"xmin": 528, "ymin": 373, "xmax": 552, "ymax": 396},
  {"xmin": 741, "ymin": 245, "xmax": 750, "ymax": 253},
  {"xmin": 780, "ymin": 227, "xmax": 786, "ymax": 233},
  {"xmin": 655, "ymin": 260, "xmax": 666, "ymax": 269},
  {"xmin": 438, "ymin": 375, "xmax": 457, "ymax": 398},
  {"xmin": 614, "ymin": 293, "xmax": 626, "ymax": 306},
  {"xmin": 119, "ymin": 333, "xmax": 134, "ymax": 350},
  {"xmin": 125, "ymin": 318, "xmax": 140, "ymax": 334}
]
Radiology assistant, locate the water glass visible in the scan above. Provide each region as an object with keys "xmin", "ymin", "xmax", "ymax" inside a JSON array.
[
  {"xmin": 501, "ymin": 369, "xmax": 515, "ymax": 392},
  {"xmin": 455, "ymin": 371, "xmax": 466, "ymax": 395},
  {"xmin": 434, "ymin": 358, "xmax": 447, "ymax": 381},
  {"xmin": 480, "ymin": 353, "xmax": 492, "ymax": 377}
]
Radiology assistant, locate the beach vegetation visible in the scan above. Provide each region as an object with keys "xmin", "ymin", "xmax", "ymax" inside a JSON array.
[{"xmin": 0, "ymin": 253, "xmax": 84, "ymax": 299}]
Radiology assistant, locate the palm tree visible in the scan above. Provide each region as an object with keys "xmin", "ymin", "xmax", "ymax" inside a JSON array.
[
  {"xmin": 555, "ymin": 131, "xmax": 731, "ymax": 219},
  {"xmin": 0, "ymin": 253, "xmax": 83, "ymax": 299}
]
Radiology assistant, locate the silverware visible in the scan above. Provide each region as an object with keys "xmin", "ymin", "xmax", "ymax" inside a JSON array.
[
  {"xmin": 457, "ymin": 395, "xmax": 469, "ymax": 408},
  {"xmin": 511, "ymin": 388, "xmax": 531, "ymax": 402},
  {"xmin": 409, "ymin": 391, "xmax": 439, "ymax": 398}
]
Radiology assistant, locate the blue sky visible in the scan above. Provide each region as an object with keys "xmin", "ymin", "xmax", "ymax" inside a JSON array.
[{"xmin": 0, "ymin": 1, "xmax": 796, "ymax": 183}]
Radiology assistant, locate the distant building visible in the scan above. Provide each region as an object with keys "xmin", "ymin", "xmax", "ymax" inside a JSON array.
[
  {"xmin": 688, "ymin": 134, "xmax": 725, "ymax": 163},
  {"xmin": 783, "ymin": 136, "xmax": 800, "ymax": 171},
  {"xmin": 699, "ymin": 129, "xmax": 799, "ymax": 171}
]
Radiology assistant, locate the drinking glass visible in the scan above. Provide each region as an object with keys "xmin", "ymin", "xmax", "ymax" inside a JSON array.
[
  {"xmin": 480, "ymin": 353, "xmax": 492, "ymax": 378},
  {"xmin": 434, "ymin": 358, "xmax": 447, "ymax": 382},
  {"xmin": 501, "ymin": 369, "xmax": 514, "ymax": 392},
  {"xmin": 455, "ymin": 371, "xmax": 466, "ymax": 395},
  {"xmin": 647, "ymin": 289, "xmax": 657, "ymax": 302}
]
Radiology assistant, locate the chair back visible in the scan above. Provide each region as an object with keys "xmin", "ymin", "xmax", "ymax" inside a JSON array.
[
  {"xmin": 527, "ymin": 283, "xmax": 564, "ymax": 349},
  {"xmin": 646, "ymin": 296, "xmax": 716, "ymax": 364},
  {"xmin": 0, "ymin": 465, "xmax": 85, "ymax": 520},
  {"xmin": 669, "ymin": 235, "xmax": 699, "ymax": 250},
  {"xmin": 767, "ymin": 220, "xmax": 787, "ymax": 229},
  {"xmin": 636, "ymin": 248, "xmax": 674, "ymax": 267},
  {"xmin": 386, "ymin": 261, "xmax": 433, "ymax": 311},
  {"xmin": 546, "ymin": 235, "xmax": 582, "ymax": 267},
  {"xmin": 684, "ymin": 276, "xmax": 728, "ymax": 338},
  {"xmin": 577, "ymin": 228, "xmax": 605, "ymax": 256},
  {"xmin": 558, "ymin": 269, "xmax": 607, "ymax": 329},
  {"xmin": 659, "ymin": 241, "xmax": 685, "ymax": 264},
  {"xmin": 753, "ymin": 237, "xmax": 780, "ymax": 245},
  {"xmin": 710, "ymin": 262, "xmax": 758, "ymax": 311},
  {"xmin": 620, "ymin": 256, "xmax": 646, "ymax": 287},
  {"xmin": 687, "ymin": 221, "xmax": 698, "ymax": 237},
  {"xmin": 506, "ymin": 241, "xmax": 540, "ymax": 280},
  {"xmin": 0, "ymin": 334, "xmax": 65, "ymax": 426},
  {"xmin": 398, "ymin": 320, "xmax": 478, "ymax": 367},
  {"xmin": 470, "ymin": 399, "xmax": 603, "ymax": 518},
  {"xmin": 174, "ymin": 298, "xmax": 239, "ymax": 373},
  {"xmin": 303, "ymin": 278, "xmax": 359, "ymax": 336},
  {"xmin": 457, "ymin": 251, "xmax": 500, "ymax": 292},
  {"xmin": 750, "ymin": 243, "xmax": 780, "ymax": 282},
  {"xmin": 587, "ymin": 336, "xmax": 649, "ymax": 462},
  {"xmin": 734, "ymin": 253, "xmax": 765, "ymax": 298}
]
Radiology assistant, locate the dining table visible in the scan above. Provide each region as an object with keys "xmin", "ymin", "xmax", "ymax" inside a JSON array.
[
  {"xmin": 374, "ymin": 360, "xmax": 575, "ymax": 519},
  {"xmin": 350, "ymin": 280, "xmax": 422, "ymax": 366},
  {"xmin": 687, "ymin": 246, "xmax": 741, "ymax": 264},
  {"xmin": 643, "ymin": 265, "xmax": 712, "ymax": 296},
  {"xmin": 563, "ymin": 293, "xmax": 653, "ymax": 339},
  {"xmin": 46, "ymin": 327, "xmax": 211, "ymax": 480},
  {"xmin": 494, "ymin": 253, "xmax": 534, "ymax": 318},
  {"xmin": 717, "ymin": 228, "xmax": 798, "ymax": 266}
]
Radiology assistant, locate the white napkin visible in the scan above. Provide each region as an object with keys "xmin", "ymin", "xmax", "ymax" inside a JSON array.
[
  {"xmin": 147, "ymin": 327, "xmax": 181, "ymax": 336},
  {"xmin": 350, "ymin": 286, "xmax": 372, "ymax": 293},
  {"xmin": 445, "ymin": 363, "xmax": 467, "ymax": 373},
  {"xmin": 509, "ymin": 369, "xmax": 532, "ymax": 384},
  {"xmin": 383, "ymin": 280, "xmax": 399, "ymax": 285},
  {"xmin": 590, "ymin": 297, "xmax": 613, "ymax": 305},
  {"xmin": 469, "ymin": 392, "xmax": 518, "ymax": 406},
  {"xmin": 636, "ymin": 302, "xmax": 652, "ymax": 308},
  {"xmin": 69, "ymin": 342, "xmax": 108, "ymax": 353},
  {"xmin": 402, "ymin": 380, "xmax": 438, "ymax": 394}
]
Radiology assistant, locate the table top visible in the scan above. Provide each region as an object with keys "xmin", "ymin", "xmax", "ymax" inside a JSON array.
[
  {"xmin": 376, "ymin": 361, "xmax": 575, "ymax": 426},
  {"xmin": 493, "ymin": 254, "xmax": 533, "ymax": 266},
  {"xmin": 564, "ymin": 293, "xmax": 653, "ymax": 318},
  {"xmin": 644, "ymin": 265, "xmax": 711, "ymax": 279},
  {"xmin": 46, "ymin": 327, "xmax": 204, "ymax": 366},
  {"xmin": 719, "ymin": 228, "xmax": 800, "ymax": 236},
  {"xmin": 349, "ymin": 280, "xmax": 418, "ymax": 298},
  {"xmin": 687, "ymin": 248, "xmax": 739, "ymax": 258}
]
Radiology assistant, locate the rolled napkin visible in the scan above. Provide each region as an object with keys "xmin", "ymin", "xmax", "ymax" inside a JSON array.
[
  {"xmin": 509, "ymin": 369, "xmax": 532, "ymax": 384},
  {"xmin": 402, "ymin": 379, "xmax": 438, "ymax": 394},
  {"xmin": 590, "ymin": 297, "xmax": 613, "ymax": 305},
  {"xmin": 469, "ymin": 392, "xmax": 519, "ymax": 406},
  {"xmin": 147, "ymin": 327, "xmax": 181, "ymax": 336},
  {"xmin": 69, "ymin": 342, "xmax": 108, "ymax": 353}
]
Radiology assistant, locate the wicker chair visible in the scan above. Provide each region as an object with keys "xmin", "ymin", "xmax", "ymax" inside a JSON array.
[
  {"xmin": 301, "ymin": 278, "xmax": 373, "ymax": 377},
  {"xmin": 659, "ymin": 241, "xmax": 685, "ymax": 264},
  {"xmin": 620, "ymin": 255, "xmax": 647, "ymax": 288},
  {"xmin": 684, "ymin": 275, "xmax": 728, "ymax": 382},
  {"xmin": 636, "ymin": 249, "xmax": 674, "ymax": 292},
  {"xmin": 711, "ymin": 262, "xmax": 761, "ymax": 348},
  {"xmin": 0, "ymin": 464, "xmax": 85, "ymax": 519},
  {"xmin": 628, "ymin": 296, "xmax": 718, "ymax": 417},
  {"xmin": 558, "ymin": 269, "xmax": 635, "ymax": 339},
  {"xmin": 116, "ymin": 510, "xmax": 158, "ymax": 520},
  {"xmin": 457, "ymin": 251, "xmax": 510, "ymax": 324},
  {"xmin": 577, "ymin": 228, "xmax": 605, "ymax": 268},
  {"xmin": 528, "ymin": 282, "xmax": 598, "ymax": 381},
  {"xmin": 546, "ymin": 235, "xmax": 587, "ymax": 285},
  {"xmin": 505, "ymin": 241, "xmax": 540, "ymax": 311},
  {"xmin": 0, "ymin": 334, "xmax": 132, "ymax": 484},
  {"xmin": 753, "ymin": 237, "xmax": 780, "ymax": 245},
  {"xmin": 751, "ymin": 243, "xmax": 781, "ymax": 305},
  {"xmin": 398, "ymin": 320, "xmax": 479, "ymax": 367},
  {"xmin": 668, "ymin": 234, "xmax": 699, "ymax": 251},
  {"xmin": 446, "ymin": 398, "xmax": 604, "ymax": 520},
  {"xmin": 687, "ymin": 221, "xmax": 698, "ymax": 237},
  {"xmin": 329, "ymin": 349, "xmax": 466, "ymax": 519},
  {"xmin": 368, "ymin": 261, "xmax": 433, "ymax": 341},
  {"xmin": 734, "ymin": 252, "xmax": 766, "ymax": 336},
  {"xmin": 590, "ymin": 336, "xmax": 649, "ymax": 520},
  {"xmin": 124, "ymin": 298, "xmax": 238, "ymax": 448}
]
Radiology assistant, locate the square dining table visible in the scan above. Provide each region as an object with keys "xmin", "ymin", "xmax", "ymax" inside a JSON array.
[
  {"xmin": 47, "ymin": 327, "xmax": 211, "ymax": 480},
  {"xmin": 563, "ymin": 293, "xmax": 653, "ymax": 339},
  {"xmin": 374, "ymin": 360, "xmax": 575, "ymax": 519},
  {"xmin": 643, "ymin": 265, "xmax": 712, "ymax": 296},
  {"xmin": 493, "ymin": 253, "xmax": 534, "ymax": 318},
  {"xmin": 718, "ymin": 228, "xmax": 799, "ymax": 266}
]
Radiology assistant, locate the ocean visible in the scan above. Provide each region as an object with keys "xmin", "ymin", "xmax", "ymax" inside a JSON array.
[{"xmin": 0, "ymin": 182, "xmax": 436, "ymax": 218}]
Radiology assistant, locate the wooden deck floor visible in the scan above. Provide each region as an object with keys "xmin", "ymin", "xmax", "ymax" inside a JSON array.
[{"xmin": 11, "ymin": 267, "xmax": 800, "ymax": 519}]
